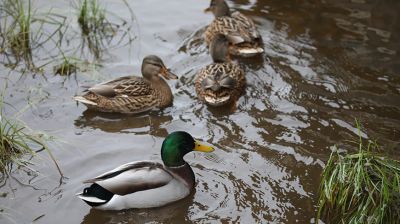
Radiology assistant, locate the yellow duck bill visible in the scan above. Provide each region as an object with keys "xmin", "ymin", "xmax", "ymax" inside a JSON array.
[{"xmin": 194, "ymin": 140, "xmax": 215, "ymax": 152}]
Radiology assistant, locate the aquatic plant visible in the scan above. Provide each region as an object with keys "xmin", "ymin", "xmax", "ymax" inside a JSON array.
[
  {"xmin": 0, "ymin": 0, "xmax": 67, "ymax": 72},
  {"xmin": 0, "ymin": 0, "xmax": 135, "ymax": 72},
  {"xmin": 73, "ymin": 0, "xmax": 136, "ymax": 61},
  {"xmin": 0, "ymin": 0, "xmax": 34, "ymax": 69},
  {"xmin": 54, "ymin": 56, "xmax": 79, "ymax": 76},
  {"xmin": 78, "ymin": 0, "xmax": 107, "ymax": 35},
  {"xmin": 0, "ymin": 97, "xmax": 62, "ymax": 176},
  {"xmin": 317, "ymin": 125, "xmax": 400, "ymax": 224},
  {"xmin": 76, "ymin": 0, "xmax": 114, "ymax": 59}
]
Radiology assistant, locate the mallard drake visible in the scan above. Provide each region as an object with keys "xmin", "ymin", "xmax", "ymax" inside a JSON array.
[
  {"xmin": 77, "ymin": 131, "xmax": 214, "ymax": 210},
  {"xmin": 195, "ymin": 34, "xmax": 245, "ymax": 106},
  {"xmin": 73, "ymin": 55, "xmax": 178, "ymax": 113},
  {"xmin": 204, "ymin": 0, "xmax": 264, "ymax": 57}
]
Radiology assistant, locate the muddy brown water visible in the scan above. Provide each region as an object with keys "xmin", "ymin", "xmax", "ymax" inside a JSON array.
[{"xmin": 1, "ymin": 0, "xmax": 400, "ymax": 223}]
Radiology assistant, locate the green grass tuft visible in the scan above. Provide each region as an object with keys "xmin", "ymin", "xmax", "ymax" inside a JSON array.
[
  {"xmin": 78, "ymin": 0, "xmax": 107, "ymax": 36},
  {"xmin": 0, "ymin": 97, "xmax": 62, "ymax": 176},
  {"xmin": 0, "ymin": 110, "xmax": 38, "ymax": 173},
  {"xmin": 1, "ymin": 0, "xmax": 135, "ymax": 71},
  {"xmin": 0, "ymin": 0, "xmax": 68, "ymax": 72},
  {"xmin": 54, "ymin": 56, "xmax": 79, "ymax": 76},
  {"xmin": 0, "ymin": 0, "xmax": 34, "ymax": 69},
  {"xmin": 317, "ymin": 123, "xmax": 400, "ymax": 224},
  {"xmin": 76, "ymin": 0, "xmax": 114, "ymax": 59}
]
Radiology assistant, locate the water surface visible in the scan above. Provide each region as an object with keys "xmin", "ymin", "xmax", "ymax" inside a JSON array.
[{"xmin": 1, "ymin": 0, "xmax": 399, "ymax": 223}]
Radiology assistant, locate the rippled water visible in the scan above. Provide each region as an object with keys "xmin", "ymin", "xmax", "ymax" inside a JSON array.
[{"xmin": 1, "ymin": 0, "xmax": 399, "ymax": 223}]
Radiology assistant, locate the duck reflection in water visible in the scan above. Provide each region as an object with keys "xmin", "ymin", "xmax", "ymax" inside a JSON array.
[
  {"xmin": 74, "ymin": 110, "xmax": 172, "ymax": 137},
  {"xmin": 81, "ymin": 190, "xmax": 195, "ymax": 224}
]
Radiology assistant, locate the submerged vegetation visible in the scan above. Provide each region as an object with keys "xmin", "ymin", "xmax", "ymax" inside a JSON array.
[
  {"xmin": 0, "ymin": 0, "xmax": 135, "ymax": 72},
  {"xmin": 0, "ymin": 0, "xmax": 68, "ymax": 72},
  {"xmin": 77, "ymin": 0, "xmax": 112, "ymax": 59},
  {"xmin": 75, "ymin": 0, "xmax": 135, "ymax": 60},
  {"xmin": 54, "ymin": 56, "xmax": 78, "ymax": 76},
  {"xmin": 317, "ymin": 127, "xmax": 400, "ymax": 223},
  {"xmin": 0, "ymin": 0, "xmax": 34, "ymax": 69},
  {"xmin": 78, "ymin": 0, "xmax": 108, "ymax": 36}
]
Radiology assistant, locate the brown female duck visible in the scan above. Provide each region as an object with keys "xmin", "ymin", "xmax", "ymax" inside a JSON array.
[
  {"xmin": 204, "ymin": 0, "xmax": 264, "ymax": 57},
  {"xmin": 74, "ymin": 55, "xmax": 178, "ymax": 113},
  {"xmin": 195, "ymin": 34, "xmax": 245, "ymax": 106}
]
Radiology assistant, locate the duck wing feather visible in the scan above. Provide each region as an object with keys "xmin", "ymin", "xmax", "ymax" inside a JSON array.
[
  {"xmin": 89, "ymin": 76, "xmax": 153, "ymax": 98},
  {"xmin": 231, "ymin": 12, "xmax": 261, "ymax": 40},
  {"xmin": 83, "ymin": 161, "xmax": 173, "ymax": 195},
  {"xmin": 208, "ymin": 12, "xmax": 260, "ymax": 45}
]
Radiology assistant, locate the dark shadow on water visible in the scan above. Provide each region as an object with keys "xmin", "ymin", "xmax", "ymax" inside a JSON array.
[
  {"xmin": 178, "ymin": 26, "xmax": 208, "ymax": 56},
  {"xmin": 74, "ymin": 110, "xmax": 173, "ymax": 137},
  {"xmin": 81, "ymin": 190, "xmax": 195, "ymax": 224},
  {"xmin": 206, "ymin": 102, "xmax": 238, "ymax": 117},
  {"xmin": 234, "ymin": 53, "xmax": 265, "ymax": 71}
]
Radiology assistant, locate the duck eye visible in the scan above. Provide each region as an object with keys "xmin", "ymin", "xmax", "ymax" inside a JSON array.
[{"xmin": 151, "ymin": 63, "xmax": 161, "ymax": 67}]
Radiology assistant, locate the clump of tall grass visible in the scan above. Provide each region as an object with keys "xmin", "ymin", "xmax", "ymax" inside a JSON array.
[
  {"xmin": 317, "ymin": 127, "xmax": 400, "ymax": 223},
  {"xmin": 0, "ymin": 0, "xmax": 34, "ymax": 69},
  {"xmin": 0, "ymin": 0, "xmax": 68, "ymax": 72},
  {"xmin": 78, "ymin": 0, "xmax": 108, "ymax": 36},
  {"xmin": 0, "ymin": 110, "xmax": 38, "ymax": 172},
  {"xmin": 1, "ymin": 0, "xmax": 135, "ymax": 71},
  {"xmin": 0, "ymin": 98, "xmax": 62, "ymax": 176},
  {"xmin": 76, "ymin": 0, "xmax": 115, "ymax": 59}
]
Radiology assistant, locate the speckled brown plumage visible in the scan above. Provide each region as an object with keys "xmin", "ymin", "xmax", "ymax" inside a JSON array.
[
  {"xmin": 78, "ymin": 76, "xmax": 173, "ymax": 113},
  {"xmin": 74, "ymin": 55, "xmax": 177, "ymax": 114},
  {"xmin": 195, "ymin": 62, "xmax": 245, "ymax": 106},
  {"xmin": 205, "ymin": 10, "xmax": 263, "ymax": 56}
]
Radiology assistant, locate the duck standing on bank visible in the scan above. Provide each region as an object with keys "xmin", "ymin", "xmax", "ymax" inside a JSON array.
[
  {"xmin": 77, "ymin": 131, "xmax": 214, "ymax": 210},
  {"xmin": 74, "ymin": 55, "xmax": 178, "ymax": 113},
  {"xmin": 195, "ymin": 34, "xmax": 245, "ymax": 106},
  {"xmin": 204, "ymin": 0, "xmax": 264, "ymax": 57}
]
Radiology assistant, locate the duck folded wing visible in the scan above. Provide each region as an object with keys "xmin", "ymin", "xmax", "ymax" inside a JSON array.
[
  {"xmin": 212, "ymin": 18, "xmax": 253, "ymax": 44},
  {"xmin": 89, "ymin": 76, "xmax": 153, "ymax": 98},
  {"xmin": 83, "ymin": 161, "xmax": 173, "ymax": 195},
  {"xmin": 231, "ymin": 12, "xmax": 260, "ymax": 40}
]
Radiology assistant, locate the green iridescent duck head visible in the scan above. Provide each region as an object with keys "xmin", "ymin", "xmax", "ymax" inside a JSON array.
[{"xmin": 161, "ymin": 131, "xmax": 214, "ymax": 167}]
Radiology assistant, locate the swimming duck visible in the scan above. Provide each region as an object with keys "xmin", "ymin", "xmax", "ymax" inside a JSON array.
[
  {"xmin": 204, "ymin": 0, "xmax": 264, "ymax": 57},
  {"xmin": 73, "ymin": 55, "xmax": 178, "ymax": 113},
  {"xmin": 77, "ymin": 131, "xmax": 214, "ymax": 210},
  {"xmin": 195, "ymin": 34, "xmax": 245, "ymax": 106}
]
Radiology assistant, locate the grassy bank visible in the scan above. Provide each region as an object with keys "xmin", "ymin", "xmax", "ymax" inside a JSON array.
[{"xmin": 317, "ymin": 127, "xmax": 400, "ymax": 223}]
